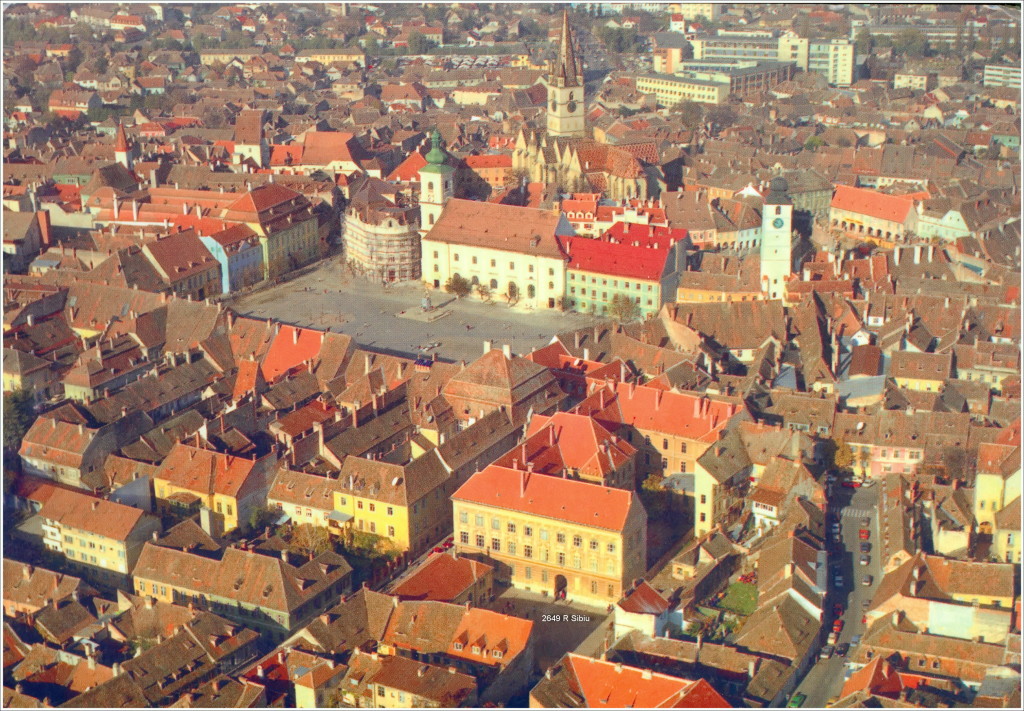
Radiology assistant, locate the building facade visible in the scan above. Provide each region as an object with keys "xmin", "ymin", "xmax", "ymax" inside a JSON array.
[
  {"xmin": 760, "ymin": 177, "xmax": 793, "ymax": 300},
  {"xmin": 343, "ymin": 176, "xmax": 421, "ymax": 283},
  {"xmin": 452, "ymin": 465, "xmax": 647, "ymax": 606}
]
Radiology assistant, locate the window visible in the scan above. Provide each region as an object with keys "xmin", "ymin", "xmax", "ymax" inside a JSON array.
[
  {"xmin": 525, "ymin": 566, "xmax": 532, "ymax": 579},
  {"xmin": 590, "ymin": 540, "xmax": 598, "ymax": 550},
  {"xmin": 507, "ymin": 522, "xmax": 516, "ymax": 533},
  {"xmin": 540, "ymin": 529, "xmax": 549, "ymax": 541},
  {"xmin": 475, "ymin": 514, "xmax": 484, "ymax": 526},
  {"xmin": 556, "ymin": 533, "xmax": 566, "ymax": 544},
  {"xmin": 216, "ymin": 502, "xmax": 223, "ymax": 514},
  {"xmin": 378, "ymin": 686, "xmax": 386, "ymax": 697},
  {"xmin": 528, "ymin": 264, "xmax": 534, "ymax": 273},
  {"xmin": 700, "ymin": 513, "xmax": 706, "ymax": 522},
  {"xmin": 472, "ymin": 256, "xmax": 477, "ymax": 264},
  {"xmin": 476, "ymin": 534, "xmax": 485, "ymax": 547},
  {"xmin": 591, "ymin": 581, "xmax": 598, "ymax": 594},
  {"xmin": 700, "ymin": 494, "xmax": 707, "ymax": 504},
  {"xmin": 459, "ymin": 511, "xmax": 468, "ymax": 524},
  {"xmin": 542, "ymin": 570, "xmax": 549, "ymax": 582},
  {"xmin": 460, "ymin": 531, "xmax": 469, "ymax": 544},
  {"xmin": 681, "ymin": 442, "xmax": 687, "ymax": 453},
  {"xmin": 572, "ymin": 535, "xmax": 582, "ymax": 547},
  {"xmin": 454, "ymin": 642, "xmax": 463, "ymax": 651},
  {"xmin": 387, "ymin": 525, "xmax": 395, "ymax": 537},
  {"xmin": 524, "ymin": 526, "xmax": 533, "ymax": 537},
  {"xmin": 387, "ymin": 506, "xmax": 393, "ymax": 516},
  {"xmin": 491, "ymin": 517, "xmax": 500, "ymax": 530},
  {"xmin": 491, "ymin": 538, "xmax": 500, "ymax": 551},
  {"xmin": 607, "ymin": 543, "xmax": 616, "ymax": 553},
  {"xmin": 357, "ymin": 501, "xmax": 364, "ymax": 510},
  {"xmin": 509, "ymin": 262, "xmax": 515, "ymax": 269},
  {"xmin": 369, "ymin": 522, "xmax": 376, "ymax": 533},
  {"xmin": 524, "ymin": 545, "xmax": 533, "ymax": 558},
  {"xmin": 433, "ymin": 251, "xmax": 439, "ymax": 259},
  {"xmin": 490, "ymin": 259, "xmax": 496, "ymax": 267},
  {"xmin": 454, "ymin": 253, "xmax": 460, "ymax": 262},
  {"xmin": 557, "ymin": 552, "xmax": 566, "ymax": 565},
  {"xmin": 369, "ymin": 503, "xmax": 376, "ymax": 512},
  {"xmin": 508, "ymin": 542, "xmax": 516, "ymax": 555}
]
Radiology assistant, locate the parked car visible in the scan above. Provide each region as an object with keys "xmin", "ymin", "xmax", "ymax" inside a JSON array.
[
  {"xmin": 858, "ymin": 529, "xmax": 870, "ymax": 540},
  {"xmin": 842, "ymin": 480, "xmax": 862, "ymax": 488},
  {"xmin": 832, "ymin": 603, "xmax": 844, "ymax": 617},
  {"xmin": 836, "ymin": 642, "xmax": 849, "ymax": 657},
  {"xmin": 860, "ymin": 541, "xmax": 871, "ymax": 553},
  {"xmin": 860, "ymin": 554, "xmax": 871, "ymax": 566},
  {"xmin": 827, "ymin": 630, "xmax": 839, "ymax": 645},
  {"xmin": 851, "ymin": 634, "xmax": 862, "ymax": 646},
  {"xmin": 861, "ymin": 517, "xmax": 871, "ymax": 527},
  {"xmin": 862, "ymin": 599, "xmax": 871, "ymax": 611},
  {"xmin": 862, "ymin": 574, "xmax": 873, "ymax": 586},
  {"xmin": 830, "ymin": 522, "xmax": 841, "ymax": 536},
  {"xmin": 833, "ymin": 619, "xmax": 844, "ymax": 633},
  {"xmin": 787, "ymin": 692, "xmax": 807, "ymax": 708},
  {"xmin": 834, "ymin": 573, "xmax": 844, "ymax": 587},
  {"xmin": 819, "ymin": 644, "xmax": 835, "ymax": 659}
]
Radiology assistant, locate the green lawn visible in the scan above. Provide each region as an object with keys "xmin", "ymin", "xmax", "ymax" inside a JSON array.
[{"xmin": 718, "ymin": 582, "xmax": 758, "ymax": 616}]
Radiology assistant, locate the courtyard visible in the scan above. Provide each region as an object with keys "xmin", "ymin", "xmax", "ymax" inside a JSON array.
[{"xmin": 228, "ymin": 259, "xmax": 604, "ymax": 364}]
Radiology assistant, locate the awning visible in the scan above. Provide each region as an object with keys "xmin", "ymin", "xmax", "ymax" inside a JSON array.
[{"xmin": 329, "ymin": 511, "xmax": 354, "ymax": 523}]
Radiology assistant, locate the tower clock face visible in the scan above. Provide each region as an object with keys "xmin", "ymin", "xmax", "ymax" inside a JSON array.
[
  {"xmin": 772, "ymin": 217, "xmax": 785, "ymax": 229},
  {"xmin": 567, "ymin": 101, "xmax": 577, "ymax": 113}
]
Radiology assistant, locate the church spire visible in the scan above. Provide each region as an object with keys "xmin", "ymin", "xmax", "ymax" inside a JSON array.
[
  {"xmin": 114, "ymin": 120, "xmax": 129, "ymax": 153},
  {"xmin": 552, "ymin": 9, "xmax": 582, "ymax": 89}
]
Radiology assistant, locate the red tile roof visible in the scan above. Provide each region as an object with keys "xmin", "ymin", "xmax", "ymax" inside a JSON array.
[
  {"xmin": 38, "ymin": 488, "xmax": 149, "ymax": 541},
  {"xmin": 261, "ymin": 325, "xmax": 326, "ymax": 382},
  {"xmin": 566, "ymin": 222, "xmax": 683, "ymax": 282},
  {"xmin": 559, "ymin": 654, "xmax": 730, "ymax": 708},
  {"xmin": 618, "ymin": 580, "xmax": 671, "ymax": 615},
  {"xmin": 392, "ymin": 554, "xmax": 493, "ymax": 603},
  {"xmin": 452, "ymin": 465, "xmax": 638, "ymax": 532},
  {"xmin": 831, "ymin": 185, "xmax": 915, "ymax": 224}
]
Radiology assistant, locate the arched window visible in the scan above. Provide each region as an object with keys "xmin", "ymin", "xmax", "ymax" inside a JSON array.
[
  {"xmin": 527, "ymin": 284, "xmax": 536, "ymax": 298},
  {"xmin": 429, "ymin": 214, "xmax": 434, "ymax": 225},
  {"xmin": 471, "ymin": 276, "xmax": 479, "ymax": 286},
  {"xmin": 490, "ymin": 279, "xmax": 498, "ymax": 289}
]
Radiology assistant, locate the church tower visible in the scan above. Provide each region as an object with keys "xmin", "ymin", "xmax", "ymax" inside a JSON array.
[
  {"xmin": 419, "ymin": 129, "xmax": 453, "ymax": 233},
  {"xmin": 547, "ymin": 10, "xmax": 585, "ymax": 139},
  {"xmin": 114, "ymin": 120, "xmax": 133, "ymax": 171},
  {"xmin": 760, "ymin": 177, "xmax": 794, "ymax": 300}
]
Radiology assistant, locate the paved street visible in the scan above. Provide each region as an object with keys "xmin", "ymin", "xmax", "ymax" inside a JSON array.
[
  {"xmin": 229, "ymin": 259, "xmax": 604, "ymax": 363},
  {"xmin": 792, "ymin": 481, "xmax": 882, "ymax": 707}
]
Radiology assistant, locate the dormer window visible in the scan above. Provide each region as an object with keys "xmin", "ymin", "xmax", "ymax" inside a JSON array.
[
  {"xmin": 472, "ymin": 646, "xmax": 480, "ymax": 655},
  {"xmin": 492, "ymin": 650, "xmax": 503, "ymax": 659},
  {"xmin": 453, "ymin": 642, "xmax": 463, "ymax": 651}
]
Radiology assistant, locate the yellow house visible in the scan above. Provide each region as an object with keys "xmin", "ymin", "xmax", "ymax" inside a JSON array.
[
  {"xmin": 452, "ymin": 465, "xmax": 647, "ymax": 606},
  {"xmin": 890, "ymin": 351, "xmax": 953, "ymax": 392},
  {"xmin": 38, "ymin": 488, "xmax": 161, "ymax": 587},
  {"xmin": 153, "ymin": 443, "xmax": 276, "ymax": 534},
  {"xmin": 975, "ymin": 438, "xmax": 1021, "ymax": 563},
  {"xmin": 422, "ymin": 199, "xmax": 570, "ymax": 311}
]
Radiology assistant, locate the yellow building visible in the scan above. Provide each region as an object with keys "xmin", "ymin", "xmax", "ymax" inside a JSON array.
[
  {"xmin": 295, "ymin": 48, "xmax": 366, "ymax": 67},
  {"xmin": 38, "ymin": 488, "xmax": 161, "ymax": 587},
  {"xmin": 636, "ymin": 72, "xmax": 730, "ymax": 106},
  {"xmin": 975, "ymin": 440, "xmax": 1021, "ymax": 563},
  {"xmin": 153, "ymin": 443, "xmax": 276, "ymax": 534},
  {"xmin": 422, "ymin": 198, "xmax": 570, "ymax": 311},
  {"xmin": 890, "ymin": 351, "xmax": 953, "ymax": 393},
  {"xmin": 452, "ymin": 465, "xmax": 647, "ymax": 606}
]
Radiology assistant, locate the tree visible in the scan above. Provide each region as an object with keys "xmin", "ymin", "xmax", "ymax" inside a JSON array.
[
  {"xmin": 608, "ymin": 293, "xmax": 640, "ymax": 323},
  {"xmin": 504, "ymin": 167, "xmax": 529, "ymax": 190},
  {"xmin": 248, "ymin": 505, "xmax": 276, "ymax": 531},
  {"xmin": 475, "ymin": 283, "xmax": 492, "ymax": 302},
  {"xmin": 831, "ymin": 438, "xmax": 854, "ymax": 471},
  {"xmin": 894, "ymin": 29, "xmax": 929, "ymax": 58},
  {"xmin": 445, "ymin": 274, "xmax": 472, "ymax": 298},
  {"xmin": 3, "ymin": 388, "xmax": 35, "ymax": 453},
  {"xmin": 289, "ymin": 523, "xmax": 331, "ymax": 558},
  {"xmin": 851, "ymin": 28, "xmax": 876, "ymax": 56},
  {"xmin": 672, "ymin": 100, "xmax": 704, "ymax": 129},
  {"xmin": 407, "ymin": 31, "xmax": 433, "ymax": 55},
  {"xmin": 943, "ymin": 446, "xmax": 977, "ymax": 482},
  {"xmin": 804, "ymin": 136, "xmax": 825, "ymax": 152}
]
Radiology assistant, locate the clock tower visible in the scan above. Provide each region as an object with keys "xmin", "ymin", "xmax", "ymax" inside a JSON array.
[
  {"xmin": 547, "ymin": 10, "xmax": 585, "ymax": 139},
  {"xmin": 760, "ymin": 177, "xmax": 793, "ymax": 301}
]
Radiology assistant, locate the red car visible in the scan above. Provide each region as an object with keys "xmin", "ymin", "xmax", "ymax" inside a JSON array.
[
  {"xmin": 842, "ymin": 480, "xmax": 863, "ymax": 489},
  {"xmin": 858, "ymin": 529, "xmax": 871, "ymax": 540},
  {"xmin": 833, "ymin": 619, "xmax": 844, "ymax": 633},
  {"xmin": 833, "ymin": 603, "xmax": 844, "ymax": 617}
]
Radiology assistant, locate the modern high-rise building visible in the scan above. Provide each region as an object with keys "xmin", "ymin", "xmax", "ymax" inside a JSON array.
[{"xmin": 691, "ymin": 34, "xmax": 855, "ymax": 86}]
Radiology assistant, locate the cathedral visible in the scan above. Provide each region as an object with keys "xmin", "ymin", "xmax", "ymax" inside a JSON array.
[{"xmin": 512, "ymin": 11, "xmax": 659, "ymax": 202}]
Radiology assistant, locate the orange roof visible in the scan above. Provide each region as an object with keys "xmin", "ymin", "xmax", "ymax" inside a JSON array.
[
  {"xmin": 269, "ymin": 144, "xmax": 303, "ymax": 167},
  {"xmin": 155, "ymin": 443, "xmax": 264, "ymax": 498},
  {"xmin": 392, "ymin": 554, "xmax": 494, "ymax": 603},
  {"xmin": 561, "ymin": 654, "xmax": 730, "ymax": 708},
  {"xmin": 38, "ymin": 488, "xmax": 148, "ymax": 541},
  {"xmin": 831, "ymin": 185, "xmax": 915, "ymax": 224},
  {"xmin": 452, "ymin": 465, "xmax": 637, "ymax": 532},
  {"xmin": 260, "ymin": 325, "xmax": 326, "ymax": 382},
  {"xmin": 465, "ymin": 154, "xmax": 512, "ymax": 169},
  {"xmin": 386, "ymin": 150, "xmax": 426, "ymax": 182},
  {"xmin": 618, "ymin": 580, "xmax": 670, "ymax": 615},
  {"xmin": 447, "ymin": 607, "xmax": 533, "ymax": 667}
]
